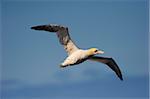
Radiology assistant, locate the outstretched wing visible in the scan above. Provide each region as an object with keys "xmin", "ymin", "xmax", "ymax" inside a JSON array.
[
  {"xmin": 31, "ymin": 24, "xmax": 79, "ymax": 55},
  {"xmin": 89, "ymin": 56, "xmax": 123, "ymax": 80}
]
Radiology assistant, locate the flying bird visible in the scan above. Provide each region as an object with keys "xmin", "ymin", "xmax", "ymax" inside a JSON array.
[{"xmin": 31, "ymin": 24, "xmax": 123, "ymax": 80}]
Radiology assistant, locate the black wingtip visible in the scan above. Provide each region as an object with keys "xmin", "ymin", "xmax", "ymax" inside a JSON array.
[
  {"xmin": 31, "ymin": 25, "xmax": 43, "ymax": 30},
  {"xmin": 118, "ymin": 74, "xmax": 123, "ymax": 81},
  {"xmin": 30, "ymin": 26, "xmax": 44, "ymax": 31},
  {"xmin": 120, "ymin": 76, "xmax": 123, "ymax": 81},
  {"xmin": 116, "ymin": 70, "xmax": 123, "ymax": 81},
  {"xmin": 31, "ymin": 26, "xmax": 36, "ymax": 30}
]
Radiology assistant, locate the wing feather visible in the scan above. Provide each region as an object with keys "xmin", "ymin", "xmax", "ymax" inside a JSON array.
[
  {"xmin": 31, "ymin": 24, "xmax": 79, "ymax": 55},
  {"xmin": 89, "ymin": 56, "xmax": 123, "ymax": 80}
]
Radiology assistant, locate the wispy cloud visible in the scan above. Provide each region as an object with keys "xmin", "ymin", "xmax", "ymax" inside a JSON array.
[{"xmin": 1, "ymin": 75, "xmax": 149, "ymax": 99}]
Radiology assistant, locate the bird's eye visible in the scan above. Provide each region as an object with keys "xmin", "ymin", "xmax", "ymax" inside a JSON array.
[{"xmin": 94, "ymin": 50, "xmax": 98, "ymax": 52}]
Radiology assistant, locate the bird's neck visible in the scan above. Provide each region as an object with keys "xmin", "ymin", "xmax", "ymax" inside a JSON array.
[{"xmin": 85, "ymin": 49, "xmax": 94, "ymax": 56}]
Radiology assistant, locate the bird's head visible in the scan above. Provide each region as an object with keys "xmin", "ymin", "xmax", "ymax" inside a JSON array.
[{"xmin": 87, "ymin": 48, "xmax": 104, "ymax": 56}]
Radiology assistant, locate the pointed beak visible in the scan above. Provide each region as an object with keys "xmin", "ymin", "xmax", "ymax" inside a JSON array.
[{"xmin": 97, "ymin": 50, "xmax": 104, "ymax": 54}]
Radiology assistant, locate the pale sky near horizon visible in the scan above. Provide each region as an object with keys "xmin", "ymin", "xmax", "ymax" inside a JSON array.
[{"xmin": 1, "ymin": 0, "xmax": 149, "ymax": 99}]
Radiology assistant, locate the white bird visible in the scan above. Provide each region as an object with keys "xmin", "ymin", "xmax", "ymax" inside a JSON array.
[{"xmin": 31, "ymin": 24, "xmax": 123, "ymax": 80}]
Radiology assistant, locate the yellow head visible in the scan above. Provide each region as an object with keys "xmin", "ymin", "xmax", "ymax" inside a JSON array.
[{"xmin": 87, "ymin": 48, "xmax": 104, "ymax": 56}]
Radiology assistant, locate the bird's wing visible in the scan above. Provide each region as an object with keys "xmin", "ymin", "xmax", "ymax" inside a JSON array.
[
  {"xmin": 88, "ymin": 56, "xmax": 123, "ymax": 80},
  {"xmin": 31, "ymin": 24, "xmax": 79, "ymax": 55}
]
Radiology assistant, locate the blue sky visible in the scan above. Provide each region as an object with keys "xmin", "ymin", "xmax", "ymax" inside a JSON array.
[{"xmin": 1, "ymin": 0, "xmax": 149, "ymax": 99}]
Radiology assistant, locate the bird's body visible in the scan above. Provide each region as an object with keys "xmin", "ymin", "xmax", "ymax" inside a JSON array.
[
  {"xmin": 61, "ymin": 49, "xmax": 88, "ymax": 67},
  {"xmin": 31, "ymin": 24, "xmax": 123, "ymax": 80}
]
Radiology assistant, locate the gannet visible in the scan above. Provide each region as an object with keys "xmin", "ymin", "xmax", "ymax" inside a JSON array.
[{"xmin": 31, "ymin": 24, "xmax": 123, "ymax": 80}]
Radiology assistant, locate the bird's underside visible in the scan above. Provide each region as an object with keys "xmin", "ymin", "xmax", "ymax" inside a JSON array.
[{"xmin": 31, "ymin": 24, "xmax": 123, "ymax": 81}]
